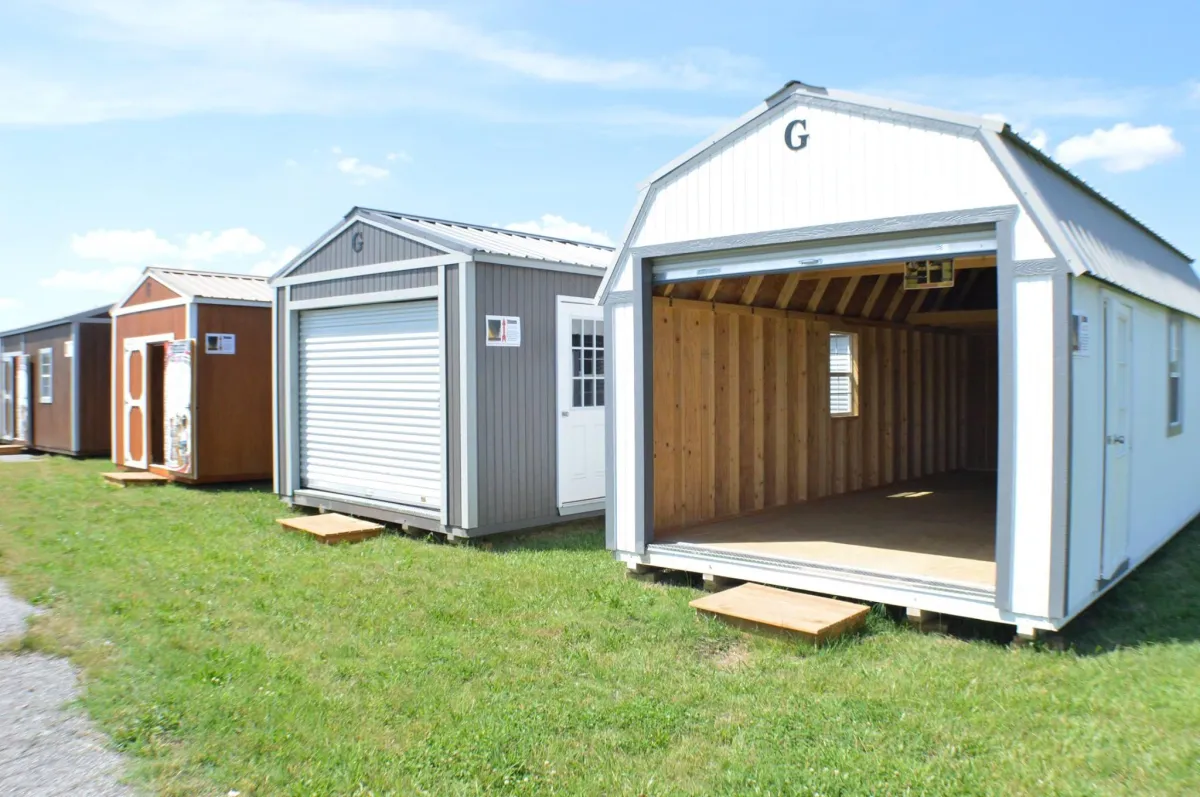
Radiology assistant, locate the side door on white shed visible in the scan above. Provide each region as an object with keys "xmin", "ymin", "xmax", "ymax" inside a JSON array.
[{"xmin": 299, "ymin": 301, "xmax": 443, "ymax": 511}]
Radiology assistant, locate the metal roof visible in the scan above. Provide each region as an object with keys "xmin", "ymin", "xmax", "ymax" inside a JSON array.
[
  {"xmin": 0, "ymin": 305, "xmax": 112, "ymax": 339},
  {"xmin": 148, "ymin": 267, "xmax": 272, "ymax": 303},
  {"xmin": 599, "ymin": 80, "xmax": 1198, "ymax": 318},
  {"xmin": 358, "ymin": 209, "xmax": 614, "ymax": 269}
]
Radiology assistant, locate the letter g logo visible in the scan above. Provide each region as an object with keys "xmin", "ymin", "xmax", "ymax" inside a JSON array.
[{"xmin": 785, "ymin": 119, "xmax": 809, "ymax": 151}]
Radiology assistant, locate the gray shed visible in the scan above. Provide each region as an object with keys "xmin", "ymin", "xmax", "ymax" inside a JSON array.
[{"xmin": 271, "ymin": 208, "xmax": 613, "ymax": 537}]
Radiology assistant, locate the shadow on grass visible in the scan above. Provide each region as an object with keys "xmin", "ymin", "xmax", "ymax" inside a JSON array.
[
  {"xmin": 189, "ymin": 480, "xmax": 275, "ymax": 495},
  {"xmin": 484, "ymin": 518, "xmax": 606, "ymax": 555},
  {"xmin": 1057, "ymin": 518, "xmax": 1200, "ymax": 655}
]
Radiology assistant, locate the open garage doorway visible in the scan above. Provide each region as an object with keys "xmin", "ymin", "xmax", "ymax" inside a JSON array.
[{"xmin": 648, "ymin": 256, "xmax": 999, "ymax": 592}]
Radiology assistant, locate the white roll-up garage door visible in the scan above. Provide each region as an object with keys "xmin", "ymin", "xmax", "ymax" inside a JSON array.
[{"xmin": 299, "ymin": 301, "xmax": 441, "ymax": 510}]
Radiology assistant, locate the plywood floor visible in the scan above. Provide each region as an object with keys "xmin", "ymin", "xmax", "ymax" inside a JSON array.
[{"xmin": 655, "ymin": 471, "xmax": 997, "ymax": 586}]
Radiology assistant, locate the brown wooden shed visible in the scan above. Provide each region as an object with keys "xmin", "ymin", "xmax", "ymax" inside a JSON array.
[
  {"xmin": 0, "ymin": 306, "xmax": 112, "ymax": 456},
  {"xmin": 111, "ymin": 267, "xmax": 272, "ymax": 484}
]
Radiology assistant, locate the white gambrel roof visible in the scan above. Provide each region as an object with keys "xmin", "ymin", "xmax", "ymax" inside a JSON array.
[
  {"xmin": 599, "ymin": 81, "xmax": 1199, "ymax": 317},
  {"xmin": 359, "ymin": 209, "xmax": 614, "ymax": 269},
  {"xmin": 147, "ymin": 267, "xmax": 272, "ymax": 303}
]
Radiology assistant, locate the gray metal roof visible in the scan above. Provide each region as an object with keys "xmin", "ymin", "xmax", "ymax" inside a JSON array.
[
  {"xmin": 148, "ymin": 267, "xmax": 272, "ymax": 303},
  {"xmin": 359, "ymin": 209, "xmax": 614, "ymax": 269},
  {"xmin": 0, "ymin": 305, "xmax": 112, "ymax": 339}
]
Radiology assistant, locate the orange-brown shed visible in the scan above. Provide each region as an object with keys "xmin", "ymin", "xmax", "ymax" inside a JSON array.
[{"xmin": 111, "ymin": 267, "xmax": 272, "ymax": 484}]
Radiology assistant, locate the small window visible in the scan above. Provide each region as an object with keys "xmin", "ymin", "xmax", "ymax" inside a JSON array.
[
  {"xmin": 829, "ymin": 331, "xmax": 858, "ymax": 417},
  {"xmin": 38, "ymin": 349, "xmax": 53, "ymax": 404},
  {"xmin": 571, "ymin": 318, "xmax": 605, "ymax": 408},
  {"xmin": 1168, "ymin": 313, "xmax": 1184, "ymax": 434}
]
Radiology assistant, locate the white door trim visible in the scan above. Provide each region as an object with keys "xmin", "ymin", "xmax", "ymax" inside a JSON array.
[
  {"xmin": 1100, "ymin": 292, "xmax": 1133, "ymax": 581},
  {"xmin": 123, "ymin": 333, "xmax": 174, "ymax": 468},
  {"xmin": 556, "ymin": 295, "xmax": 607, "ymax": 509}
]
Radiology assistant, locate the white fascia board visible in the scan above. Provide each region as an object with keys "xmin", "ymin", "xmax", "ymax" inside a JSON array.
[
  {"xmin": 356, "ymin": 212, "xmax": 476, "ymax": 256},
  {"xmin": 192, "ymin": 298, "xmax": 272, "ymax": 308},
  {"xmin": 595, "ymin": 184, "xmax": 652, "ymax": 305},
  {"xmin": 110, "ymin": 298, "xmax": 189, "ymax": 317},
  {"xmin": 270, "ymin": 210, "xmax": 465, "ymax": 284},
  {"xmin": 978, "ymin": 129, "xmax": 1087, "ymax": 277},
  {"xmin": 474, "ymin": 253, "xmax": 608, "ymax": 277},
  {"xmin": 287, "ymin": 285, "xmax": 439, "ymax": 311},
  {"xmin": 274, "ymin": 253, "xmax": 468, "ymax": 287},
  {"xmin": 110, "ymin": 271, "xmax": 174, "ymax": 313}
]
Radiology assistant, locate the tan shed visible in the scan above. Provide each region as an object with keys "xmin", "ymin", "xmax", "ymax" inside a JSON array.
[{"xmin": 110, "ymin": 267, "xmax": 273, "ymax": 484}]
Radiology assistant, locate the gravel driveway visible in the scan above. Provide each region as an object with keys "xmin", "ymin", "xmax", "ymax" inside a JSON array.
[{"xmin": 0, "ymin": 580, "xmax": 134, "ymax": 796}]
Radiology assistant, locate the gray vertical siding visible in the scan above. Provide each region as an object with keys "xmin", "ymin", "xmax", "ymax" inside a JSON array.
[
  {"xmin": 291, "ymin": 221, "xmax": 444, "ymax": 277},
  {"xmin": 444, "ymin": 263, "xmax": 462, "ymax": 528},
  {"xmin": 290, "ymin": 267, "xmax": 440, "ymax": 301},
  {"xmin": 474, "ymin": 263, "xmax": 602, "ymax": 528}
]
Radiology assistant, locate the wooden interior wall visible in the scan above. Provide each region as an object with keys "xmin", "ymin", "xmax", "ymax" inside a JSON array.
[
  {"xmin": 965, "ymin": 333, "xmax": 999, "ymax": 471},
  {"xmin": 652, "ymin": 297, "xmax": 994, "ymax": 531}
]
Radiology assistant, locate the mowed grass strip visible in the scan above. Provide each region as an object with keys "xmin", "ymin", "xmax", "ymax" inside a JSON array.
[{"xmin": 1, "ymin": 457, "xmax": 1199, "ymax": 796}]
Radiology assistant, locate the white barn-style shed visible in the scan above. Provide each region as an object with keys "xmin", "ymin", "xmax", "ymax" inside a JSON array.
[{"xmin": 598, "ymin": 81, "xmax": 1200, "ymax": 636}]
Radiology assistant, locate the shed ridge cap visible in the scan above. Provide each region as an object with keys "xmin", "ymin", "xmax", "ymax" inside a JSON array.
[{"xmin": 355, "ymin": 207, "xmax": 615, "ymax": 251}]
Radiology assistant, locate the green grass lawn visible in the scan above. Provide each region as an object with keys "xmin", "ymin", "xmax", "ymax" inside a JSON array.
[{"xmin": 1, "ymin": 457, "xmax": 1199, "ymax": 796}]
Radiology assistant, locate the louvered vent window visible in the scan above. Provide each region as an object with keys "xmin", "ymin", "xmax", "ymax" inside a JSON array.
[
  {"xmin": 830, "ymin": 332, "xmax": 857, "ymax": 417},
  {"xmin": 1168, "ymin": 313, "xmax": 1184, "ymax": 434}
]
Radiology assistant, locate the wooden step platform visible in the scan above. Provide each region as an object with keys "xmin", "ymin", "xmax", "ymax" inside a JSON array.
[
  {"xmin": 689, "ymin": 583, "xmax": 869, "ymax": 644},
  {"xmin": 103, "ymin": 471, "xmax": 170, "ymax": 487},
  {"xmin": 0, "ymin": 444, "xmax": 26, "ymax": 456},
  {"xmin": 276, "ymin": 513, "xmax": 384, "ymax": 545}
]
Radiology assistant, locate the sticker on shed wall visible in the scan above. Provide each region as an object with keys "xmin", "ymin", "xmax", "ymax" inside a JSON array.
[
  {"xmin": 63, "ymin": 340, "xmax": 74, "ymax": 358},
  {"xmin": 1071, "ymin": 313, "xmax": 1090, "ymax": 357},
  {"xmin": 485, "ymin": 316, "xmax": 521, "ymax": 347},
  {"xmin": 204, "ymin": 333, "xmax": 236, "ymax": 355},
  {"xmin": 164, "ymin": 340, "xmax": 195, "ymax": 476}
]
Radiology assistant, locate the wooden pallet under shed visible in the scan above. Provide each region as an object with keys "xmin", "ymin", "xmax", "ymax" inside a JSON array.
[
  {"xmin": 690, "ymin": 583, "xmax": 869, "ymax": 644},
  {"xmin": 276, "ymin": 513, "xmax": 384, "ymax": 545},
  {"xmin": 103, "ymin": 471, "xmax": 170, "ymax": 487}
]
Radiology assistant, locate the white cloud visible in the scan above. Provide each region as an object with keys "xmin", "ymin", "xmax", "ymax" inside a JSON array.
[
  {"xmin": 1025, "ymin": 129, "xmax": 1049, "ymax": 151},
  {"xmin": 1055, "ymin": 123, "xmax": 1184, "ymax": 173},
  {"xmin": 0, "ymin": 2, "xmax": 768, "ymax": 127},
  {"xmin": 336, "ymin": 156, "xmax": 389, "ymax": 183},
  {"xmin": 251, "ymin": 245, "xmax": 303, "ymax": 276},
  {"xmin": 505, "ymin": 215, "xmax": 614, "ymax": 246},
  {"xmin": 181, "ymin": 228, "xmax": 266, "ymax": 260},
  {"xmin": 70, "ymin": 229, "xmax": 177, "ymax": 263},
  {"xmin": 284, "ymin": 158, "xmax": 298, "ymax": 167},
  {"xmin": 386, "ymin": 151, "xmax": 412, "ymax": 163},
  {"xmin": 70, "ymin": 227, "xmax": 266, "ymax": 263},
  {"xmin": 0, "ymin": 297, "xmax": 20, "ymax": 310},
  {"xmin": 39, "ymin": 266, "xmax": 141, "ymax": 293}
]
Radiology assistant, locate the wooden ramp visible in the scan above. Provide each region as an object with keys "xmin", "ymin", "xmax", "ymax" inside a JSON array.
[
  {"xmin": 0, "ymin": 444, "xmax": 26, "ymax": 456},
  {"xmin": 690, "ymin": 583, "xmax": 869, "ymax": 644},
  {"xmin": 276, "ymin": 513, "xmax": 384, "ymax": 545},
  {"xmin": 103, "ymin": 471, "xmax": 170, "ymax": 487}
]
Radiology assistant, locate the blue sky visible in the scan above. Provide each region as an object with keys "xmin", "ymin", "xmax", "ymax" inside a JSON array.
[{"xmin": 1, "ymin": 0, "xmax": 1197, "ymax": 329}]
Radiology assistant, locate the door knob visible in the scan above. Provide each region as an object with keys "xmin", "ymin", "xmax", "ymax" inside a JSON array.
[{"xmin": 1107, "ymin": 435, "xmax": 1125, "ymax": 444}]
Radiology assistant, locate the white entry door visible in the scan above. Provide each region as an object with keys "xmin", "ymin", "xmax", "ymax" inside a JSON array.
[
  {"xmin": 1101, "ymin": 296, "xmax": 1133, "ymax": 580},
  {"xmin": 14, "ymin": 355, "xmax": 29, "ymax": 442},
  {"xmin": 556, "ymin": 297, "xmax": 606, "ymax": 508},
  {"xmin": 1, "ymin": 356, "xmax": 13, "ymax": 440}
]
